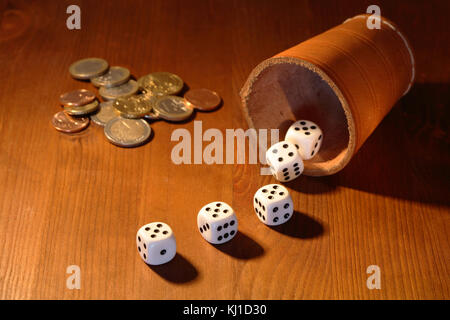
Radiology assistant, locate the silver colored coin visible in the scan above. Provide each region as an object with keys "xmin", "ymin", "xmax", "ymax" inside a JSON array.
[
  {"xmin": 99, "ymin": 80, "xmax": 139, "ymax": 100},
  {"xmin": 90, "ymin": 101, "xmax": 119, "ymax": 126},
  {"xmin": 104, "ymin": 118, "xmax": 151, "ymax": 147},
  {"xmin": 63, "ymin": 100, "xmax": 99, "ymax": 116},
  {"xmin": 151, "ymin": 95, "xmax": 193, "ymax": 122},
  {"xmin": 69, "ymin": 58, "xmax": 109, "ymax": 80},
  {"xmin": 91, "ymin": 66, "xmax": 130, "ymax": 88}
]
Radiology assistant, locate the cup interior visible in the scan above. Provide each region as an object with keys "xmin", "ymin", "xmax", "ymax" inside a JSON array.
[{"xmin": 243, "ymin": 59, "xmax": 353, "ymax": 175}]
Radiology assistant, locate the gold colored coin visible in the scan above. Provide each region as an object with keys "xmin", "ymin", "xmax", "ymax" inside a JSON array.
[
  {"xmin": 137, "ymin": 72, "xmax": 184, "ymax": 96},
  {"xmin": 104, "ymin": 118, "xmax": 151, "ymax": 147},
  {"xmin": 63, "ymin": 100, "xmax": 99, "ymax": 116},
  {"xmin": 152, "ymin": 95, "xmax": 193, "ymax": 122},
  {"xmin": 69, "ymin": 58, "xmax": 109, "ymax": 80},
  {"xmin": 113, "ymin": 94, "xmax": 154, "ymax": 119}
]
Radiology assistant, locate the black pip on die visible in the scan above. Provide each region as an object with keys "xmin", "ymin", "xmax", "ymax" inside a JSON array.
[
  {"xmin": 266, "ymin": 141, "xmax": 304, "ymax": 182},
  {"xmin": 285, "ymin": 120, "xmax": 323, "ymax": 160},
  {"xmin": 136, "ymin": 222, "xmax": 176, "ymax": 265},
  {"xmin": 197, "ymin": 202, "xmax": 238, "ymax": 244},
  {"xmin": 254, "ymin": 184, "xmax": 293, "ymax": 226}
]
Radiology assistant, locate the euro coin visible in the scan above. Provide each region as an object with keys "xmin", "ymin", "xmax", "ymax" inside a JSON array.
[
  {"xmin": 104, "ymin": 118, "xmax": 151, "ymax": 147},
  {"xmin": 69, "ymin": 58, "xmax": 109, "ymax": 80},
  {"xmin": 51, "ymin": 111, "xmax": 89, "ymax": 133},
  {"xmin": 99, "ymin": 79, "xmax": 139, "ymax": 100},
  {"xmin": 184, "ymin": 88, "xmax": 221, "ymax": 111},
  {"xmin": 113, "ymin": 94, "xmax": 153, "ymax": 119},
  {"xmin": 60, "ymin": 89, "xmax": 96, "ymax": 107},
  {"xmin": 90, "ymin": 101, "xmax": 120, "ymax": 126},
  {"xmin": 91, "ymin": 66, "xmax": 130, "ymax": 88},
  {"xmin": 137, "ymin": 72, "xmax": 183, "ymax": 96},
  {"xmin": 152, "ymin": 95, "xmax": 193, "ymax": 122},
  {"xmin": 63, "ymin": 100, "xmax": 99, "ymax": 116}
]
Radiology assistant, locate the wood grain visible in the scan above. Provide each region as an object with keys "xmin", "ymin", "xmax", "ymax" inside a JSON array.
[{"xmin": 0, "ymin": 0, "xmax": 448, "ymax": 299}]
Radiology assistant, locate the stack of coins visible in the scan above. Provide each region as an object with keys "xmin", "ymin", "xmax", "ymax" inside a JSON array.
[
  {"xmin": 52, "ymin": 57, "xmax": 222, "ymax": 148},
  {"xmin": 52, "ymin": 88, "xmax": 99, "ymax": 133}
]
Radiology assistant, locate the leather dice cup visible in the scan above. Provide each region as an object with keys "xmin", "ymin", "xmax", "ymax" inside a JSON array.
[{"xmin": 240, "ymin": 14, "xmax": 415, "ymax": 176}]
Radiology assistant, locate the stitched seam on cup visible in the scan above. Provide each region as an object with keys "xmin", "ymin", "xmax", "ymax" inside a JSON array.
[
  {"xmin": 344, "ymin": 15, "xmax": 415, "ymax": 95},
  {"xmin": 381, "ymin": 20, "xmax": 415, "ymax": 95}
]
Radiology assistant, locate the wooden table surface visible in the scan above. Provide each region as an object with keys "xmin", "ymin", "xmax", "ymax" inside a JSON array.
[{"xmin": 0, "ymin": 0, "xmax": 448, "ymax": 300}]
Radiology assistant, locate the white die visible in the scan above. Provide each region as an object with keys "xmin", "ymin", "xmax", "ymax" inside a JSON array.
[
  {"xmin": 253, "ymin": 184, "xmax": 293, "ymax": 226},
  {"xmin": 266, "ymin": 141, "xmax": 304, "ymax": 182},
  {"xmin": 285, "ymin": 120, "xmax": 323, "ymax": 160},
  {"xmin": 136, "ymin": 222, "xmax": 176, "ymax": 265},
  {"xmin": 197, "ymin": 201, "xmax": 238, "ymax": 244}
]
